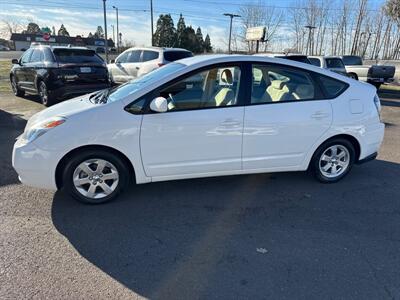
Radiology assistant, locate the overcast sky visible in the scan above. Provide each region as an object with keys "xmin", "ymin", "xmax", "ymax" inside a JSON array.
[{"xmin": 0, "ymin": 0, "xmax": 387, "ymax": 51}]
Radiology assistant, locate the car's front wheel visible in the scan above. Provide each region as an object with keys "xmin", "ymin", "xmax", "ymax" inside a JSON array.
[
  {"xmin": 10, "ymin": 75, "xmax": 24, "ymax": 97},
  {"xmin": 63, "ymin": 150, "xmax": 130, "ymax": 204},
  {"xmin": 311, "ymin": 139, "xmax": 355, "ymax": 183}
]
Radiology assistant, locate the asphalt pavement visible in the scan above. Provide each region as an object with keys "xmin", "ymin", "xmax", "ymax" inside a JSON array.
[{"xmin": 0, "ymin": 91, "xmax": 400, "ymax": 299}]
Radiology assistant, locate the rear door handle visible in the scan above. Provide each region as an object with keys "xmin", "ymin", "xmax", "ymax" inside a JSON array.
[
  {"xmin": 220, "ymin": 119, "xmax": 241, "ymax": 127},
  {"xmin": 135, "ymin": 67, "xmax": 140, "ymax": 70},
  {"xmin": 311, "ymin": 111, "xmax": 330, "ymax": 119}
]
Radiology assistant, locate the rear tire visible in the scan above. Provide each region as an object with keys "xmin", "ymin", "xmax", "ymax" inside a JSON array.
[
  {"xmin": 10, "ymin": 75, "xmax": 24, "ymax": 97},
  {"xmin": 348, "ymin": 73, "xmax": 358, "ymax": 80},
  {"xmin": 62, "ymin": 150, "xmax": 130, "ymax": 204},
  {"xmin": 311, "ymin": 138, "xmax": 355, "ymax": 183},
  {"xmin": 38, "ymin": 81, "xmax": 56, "ymax": 106}
]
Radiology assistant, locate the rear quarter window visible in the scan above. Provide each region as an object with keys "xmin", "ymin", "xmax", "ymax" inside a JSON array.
[
  {"xmin": 318, "ymin": 75, "xmax": 348, "ymax": 98},
  {"xmin": 53, "ymin": 49, "xmax": 104, "ymax": 64},
  {"xmin": 164, "ymin": 51, "xmax": 193, "ymax": 62}
]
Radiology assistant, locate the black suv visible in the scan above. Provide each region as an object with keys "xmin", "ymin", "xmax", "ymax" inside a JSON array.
[{"xmin": 10, "ymin": 45, "xmax": 110, "ymax": 106}]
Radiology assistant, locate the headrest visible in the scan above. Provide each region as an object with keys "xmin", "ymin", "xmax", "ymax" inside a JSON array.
[
  {"xmin": 221, "ymin": 69, "xmax": 233, "ymax": 85},
  {"xmin": 295, "ymin": 84, "xmax": 314, "ymax": 98},
  {"xmin": 271, "ymin": 80, "xmax": 285, "ymax": 90}
]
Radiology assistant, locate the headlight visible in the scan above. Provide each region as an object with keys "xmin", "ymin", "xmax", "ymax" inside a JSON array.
[{"xmin": 20, "ymin": 117, "xmax": 66, "ymax": 144}]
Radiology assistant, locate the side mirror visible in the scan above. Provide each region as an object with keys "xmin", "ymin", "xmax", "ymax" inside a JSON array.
[
  {"xmin": 11, "ymin": 58, "xmax": 19, "ymax": 65},
  {"xmin": 150, "ymin": 97, "xmax": 168, "ymax": 113},
  {"xmin": 110, "ymin": 59, "xmax": 115, "ymax": 63}
]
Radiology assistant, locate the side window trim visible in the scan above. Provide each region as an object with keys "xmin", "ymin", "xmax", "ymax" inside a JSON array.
[{"xmin": 124, "ymin": 62, "xmax": 247, "ymax": 115}]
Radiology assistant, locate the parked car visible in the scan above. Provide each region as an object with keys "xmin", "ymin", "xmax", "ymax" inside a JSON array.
[
  {"xmin": 96, "ymin": 47, "xmax": 105, "ymax": 54},
  {"xmin": 0, "ymin": 45, "xmax": 10, "ymax": 51},
  {"xmin": 340, "ymin": 55, "xmax": 395, "ymax": 88},
  {"xmin": 12, "ymin": 55, "xmax": 384, "ymax": 204},
  {"xmin": 107, "ymin": 47, "xmax": 193, "ymax": 84},
  {"xmin": 308, "ymin": 56, "xmax": 347, "ymax": 76},
  {"xmin": 255, "ymin": 53, "xmax": 312, "ymax": 64},
  {"xmin": 10, "ymin": 45, "xmax": 110, "ymax": 106}
]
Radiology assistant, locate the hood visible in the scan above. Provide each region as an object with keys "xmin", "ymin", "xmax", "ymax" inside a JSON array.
[{"xmin": 26, "ymin": 93, "xmax": 97, "ymax": 130}]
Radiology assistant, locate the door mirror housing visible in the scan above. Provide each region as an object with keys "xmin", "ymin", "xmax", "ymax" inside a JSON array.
[
  {"xmin": 110, "ymin": 59, "xmax": 115, "ymax": 63},
  {"xmin": 11, "ymin": 58, "xmax": 19, "ymax": 65},
  {"xmin": 150, "ymin": 97, "xmax": 168, "ymax": 113}
]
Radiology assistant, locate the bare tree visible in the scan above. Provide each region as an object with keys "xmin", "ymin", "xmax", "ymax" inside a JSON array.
[{"xmin": 0, "ymin": 19, "xmax": 24, "ymax": 39}]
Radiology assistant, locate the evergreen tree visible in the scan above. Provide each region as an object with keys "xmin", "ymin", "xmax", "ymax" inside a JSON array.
[
  {"xmin": 195, "ymin": 27, "xmax": 204, "ymax": 53},
  {"xmin": 94, "ymin": 26, "xmax": 104, "ymax": 38},
  {"xmin": 24, "ymin": 22, "xmax": 41, "ymax": 34},
  {"xmin": 176, "ymin": 14, "xmax": 186, "ymax": 47},
  {"xmin": 88, "ymin": 32, "xmax": 93, "ymax": 38},
  {"xmin": 153, "ymin": 14, "xmax": 176, "ymax": 47},
  {"xmin": 204, "ymin": 34, "xmax": 212, "ymax": 52},
  {"xmin": 58, "ymin": 24, "xmax": 70, "ymax": 36}
]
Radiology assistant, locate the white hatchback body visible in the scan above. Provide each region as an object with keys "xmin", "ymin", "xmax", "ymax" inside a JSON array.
[{"xmin": 13, "ymin": 55, "xmax": 384, "ymax": 198}]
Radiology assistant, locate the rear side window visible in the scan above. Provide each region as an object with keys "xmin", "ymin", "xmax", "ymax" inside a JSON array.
[
  {"xmin": 53, "ymin": 49, "xmax": 104, "ymax": 64},
  {"xmin": 142, "ymin": 50, "xmax": 159, "ymax": 62},
  {"xmin": 318, "ymin": 75, "xmax": 348, "ymax": 98},
  {"xmin": 309, "ymin": 58, "xmax": 321, "ymax": 67},
  {"xmin": 326, "ymin": 58, "xmax": 345, "ymax": 68},
  {"xmin": 127, "ymin": 50, "xmax": 141, "ymax": 62},
  {"xmin": 342, "ymin": 56, "xmax": 362, "ymax": 66},
  {"xmin": 164, "ymin": 51, "xmax": 193, "ymax": 62}
]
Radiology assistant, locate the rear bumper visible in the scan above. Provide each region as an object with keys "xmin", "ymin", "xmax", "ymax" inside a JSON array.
[
  {"xmin": 359, "ymin": 122, "xmax": 385, "ymax": 161},
  {"xmin": 49, "ymin": 83, "xmax": 110, "ymax": 100},
  {"xmin": 357, "ymin": 152, "xmax": 377, "ymax": 164},
  {"xmin": 367, "ymin": 77, "xmax": 394, "ymax": 84}
]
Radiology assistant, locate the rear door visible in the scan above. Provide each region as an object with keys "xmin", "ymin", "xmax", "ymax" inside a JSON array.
[{"xmin": 243, "ymin": 63, "xmax": 333, "ymax": 171}]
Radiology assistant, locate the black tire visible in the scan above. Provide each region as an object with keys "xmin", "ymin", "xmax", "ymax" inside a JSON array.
[
  {"xmin": 38, "ymin": 81, "xmax": 56, "ymax": 106},
  {"xmin": 310, "ymin": 138, "xmax": 355, "ymax": 183},
  {"xmin": 10, "ymin": 75, "xmax": 24, "ymax": 97},
  {"xmin": 62, "ymin": 150, "xmax": 130, "ymax": 204},
  {"xmin": 348, "ymin": 73, "xmax": 358, "ymax": 80}
]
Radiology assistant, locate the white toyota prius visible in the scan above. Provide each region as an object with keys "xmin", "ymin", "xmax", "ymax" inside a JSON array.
[{"xmin": 12, "ymin": 55, "xmax": 385, "ymax": 204}]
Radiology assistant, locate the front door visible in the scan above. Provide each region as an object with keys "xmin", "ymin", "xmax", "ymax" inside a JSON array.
[
  {"xmin": 242, "ymin": 63, "xmax": 333, "ymax": 170},
  {"xmin": 140, "ymin": 64, "xmax": 245, "ymax": 178}
]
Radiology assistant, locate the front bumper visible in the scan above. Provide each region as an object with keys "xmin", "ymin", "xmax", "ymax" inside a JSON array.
[{"xmin": 12, "ymin": 138, "xmax": 59, "ymax": 190}]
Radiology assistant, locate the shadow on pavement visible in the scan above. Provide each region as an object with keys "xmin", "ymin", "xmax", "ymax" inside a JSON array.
[
  {"xmin": 52, "ymin": 159, "xmax": 400, "ymax": 299},
  {"xmin": 0, "ymin": 109, "xmax": 26, "ymax": 186}
]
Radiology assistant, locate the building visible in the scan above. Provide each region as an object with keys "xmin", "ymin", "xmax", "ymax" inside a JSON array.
[{"xmin": 10, "ymin": 33, "xmax": 115, "ymax": 51}]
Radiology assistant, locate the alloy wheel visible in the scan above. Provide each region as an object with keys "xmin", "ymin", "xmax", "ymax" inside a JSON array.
[
  {"xmin": 72, "ymin": 159, "xmax": 119, "ymax": 200},
  {"xmin": 319, "ymin": 145, "xmax": 350, "ymax": 178},
  {"xmin": 39, "ymin": 82, "xmax": 48, "ymax": 105}
]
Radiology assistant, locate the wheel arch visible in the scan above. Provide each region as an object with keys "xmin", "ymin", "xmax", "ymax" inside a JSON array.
[
  {"xmin": 308, "ymin": 134, "xmax": 361, "ymax": 169},
  {"xmin": 55, "ymin": 144, "xmax": 136, "ymax": 189},
  {"xmin": 348, "ymin": 72, "xmax": 359, "ymax": 80}
]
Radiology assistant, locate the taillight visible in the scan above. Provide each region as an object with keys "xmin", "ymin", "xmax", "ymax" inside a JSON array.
[{"xmin": 374, "ymin": 94, "xmax": 382, "ymax": 120}]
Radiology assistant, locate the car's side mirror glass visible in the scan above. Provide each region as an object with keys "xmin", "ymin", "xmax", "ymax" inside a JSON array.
[
  {"xmin": 150, "ymin": 97, "xmax": 168, "ymax": 113},
  {"xmin": 11, "ymin": 58, "xmax": 19, "ymax": 64}
]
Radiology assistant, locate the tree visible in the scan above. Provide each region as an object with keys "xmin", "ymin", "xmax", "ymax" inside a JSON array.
[
  {"xmin": 88, "ymin": 32, "xmax": 93, "ymax": 38},
  {"xmin": 195, "ymin": 27, "xmax": 204, "ymax": 53},
  {"xmin": 94, "ymin": 26, "xmax": 104, "ymax": 38},
  {"xmin": 24, "ymin": 22, "xmax": 41, "ymax": 34},
  {"xmin": 153, "ymin": 14, "xmax": 176, "ymax": 47},
  {"xmin": 58, "ymin": 24, "xmax": 69, "ymax": 36},
  {"xmin": 204, "ymin": 34, "xmax": 212, "ymax": 52},
  {"xmin": 176, "ymin": 14, "xmax": 186, "ymax": 47},
  {"xmin": 0, "ymin": 19, "xmax": 24, "ymax": 38}
]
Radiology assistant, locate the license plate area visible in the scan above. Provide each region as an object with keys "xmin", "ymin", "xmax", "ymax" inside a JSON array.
[{"xmin": 80, "ymin": 67, "xmax": 91, "ymax": 73}]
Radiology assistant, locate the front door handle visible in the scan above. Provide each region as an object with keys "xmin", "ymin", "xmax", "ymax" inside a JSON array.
[
  {"xmin": 220, "ymin": 119, "xmax": 241, "ymax": 127},
  {"xmin": 136, "ymin": 67, "xmax": 140, "ymax": 70}
]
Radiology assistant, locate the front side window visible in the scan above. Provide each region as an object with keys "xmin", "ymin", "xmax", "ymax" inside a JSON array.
[
  {"xmin": 157, "ymin": 65, "xmax": 241, "ymax": 111},
  {"xmin": 251, "ymin": 64, "xmax": 316, "ymax": 104},
  {"xmin": 20, "ymin": 49, "xmax": 33, "ymax": 64},
  {"xmin": 116, "ymin": 51, "xmax": 129, "ymax": 63}
]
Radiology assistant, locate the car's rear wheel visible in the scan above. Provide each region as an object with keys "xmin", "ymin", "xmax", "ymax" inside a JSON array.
[
  {"xmin": 10, "ymin": 75, "xmax": 24, "ymax": 97},
  {"xmin": 348, "ymin": 73, "xmax": 358, "ymax": 80},
  {"xmin": 38, "ymin": 81, "xmax": 56, "ymax": 106},
  {"xmin": 311, "ymin": 138, "xmax": 355, "ymax": 183},
  {"xmin": 63, "ymin": 150, "xmax": 129, "ymax": 204}
]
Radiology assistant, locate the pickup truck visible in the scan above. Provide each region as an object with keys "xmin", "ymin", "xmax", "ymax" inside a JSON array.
[{"xmin": 340, "ymin": 55, "xmax": 395, "ymax": 88}]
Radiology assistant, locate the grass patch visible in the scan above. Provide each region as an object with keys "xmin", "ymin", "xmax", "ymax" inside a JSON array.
[{"xmin": 0, "ymin": 61, "xmax": 12, "ymax": 93}]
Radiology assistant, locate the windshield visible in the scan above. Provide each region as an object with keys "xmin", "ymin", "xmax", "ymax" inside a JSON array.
[
  {"xmin": 107, "ymin": 62, "xmax": 186, "ymax": 103},
  {"xmin": 342, "ymin": 56, "xmax": 362, "ymax": 66}
]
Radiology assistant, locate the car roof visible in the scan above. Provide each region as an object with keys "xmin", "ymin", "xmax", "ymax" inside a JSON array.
[
  {"xmin": 30, "ymin": 44, "xmax": 91, "ymax": 51},
  {"xmin": 123, "ymin": 46, "xmax": 191, "ymax": 52}
]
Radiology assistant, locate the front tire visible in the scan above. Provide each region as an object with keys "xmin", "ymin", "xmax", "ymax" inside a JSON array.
[
  {"xmin": 10, "ymin": 75, "xmax": 24, "ymax": 97},
  {"xmin": 63, "ymin": 150, "xmax": 129, "ymax": 204},
  {"xmin": 311, "ymin": 139, "xmax": 355, "ymax": 183}
]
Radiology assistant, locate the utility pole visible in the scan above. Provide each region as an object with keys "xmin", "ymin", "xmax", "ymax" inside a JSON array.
[
  {"xmin": 112, "ymin": 6, "xmax": 119, "ymax": 53},
  {"xmin": 223, "ymin": 13, "xmax": 240, "ymax": 54},
  {"xmin": 102, "ymin": 0, "xmax": 108, "ymax": 63},
  {"xmin": 111, "ymin": 24, "xmax": 115, "ymax": 46},
  {"xmin": 150, "ymin": 0, "xmax": 154, "ymax": 46},
  {"xmin": 304, "ymin": 25, "xmax": 316, "ymax": 55}
]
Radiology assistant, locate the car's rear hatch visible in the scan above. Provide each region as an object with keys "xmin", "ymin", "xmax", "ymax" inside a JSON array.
[{"xmin": 53, "ymin": 48, "xmax": 109, "ymax": 84}]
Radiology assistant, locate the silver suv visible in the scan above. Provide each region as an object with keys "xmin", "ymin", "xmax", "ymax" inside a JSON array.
[{"xmin": 108, "ymin": 47, "xmax": 193, "ymax": 84}]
